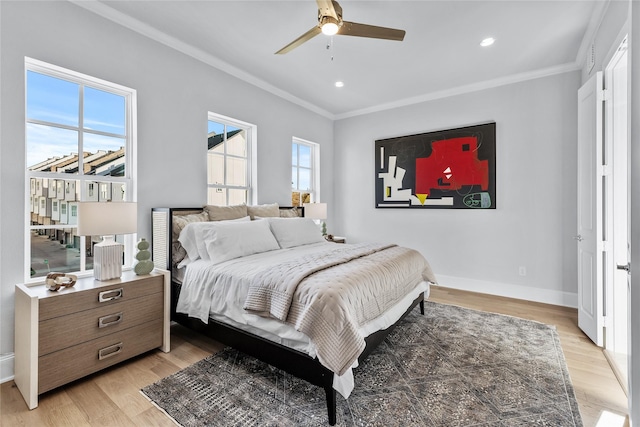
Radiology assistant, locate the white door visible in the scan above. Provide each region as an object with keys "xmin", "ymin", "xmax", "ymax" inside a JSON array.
[
  {"xmin": 577, "ymin": 71, "xmax": 604, "ymax": 346},
  {"xmin": 605, "ymin": 38, "xmax": 630, "ymax": 389}
]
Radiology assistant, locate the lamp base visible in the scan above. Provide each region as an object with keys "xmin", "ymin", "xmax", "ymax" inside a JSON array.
[{"xmin": 93, "ymin": 236, "xmax": 123, "ymax": 281}]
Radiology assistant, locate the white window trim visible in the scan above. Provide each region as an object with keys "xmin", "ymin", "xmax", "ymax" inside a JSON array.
[
  {"xmin": 24, "ymin": 57, "xmax": 137, "ymax": 282},
  {"xmin": 207, "ymin": 112, "xmax": 257, "ymax": 205},
  {"xmin": 292, "ymin": 136, "xmax": 320, "ymax": 203}
]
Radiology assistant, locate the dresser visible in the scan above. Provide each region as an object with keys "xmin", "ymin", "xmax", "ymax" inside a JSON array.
[{"xmin": 14, "ymin": 270, "xmax": 170, "ymax": 409}]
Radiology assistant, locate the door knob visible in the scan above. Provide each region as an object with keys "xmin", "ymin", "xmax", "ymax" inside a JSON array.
[
  {"xmin": 574, "ymin": 235, "xmax": 583, "ymax": 242},
  {"xmin": 617, "ymin": 263, "xmax": 630, "ymax": 272}
]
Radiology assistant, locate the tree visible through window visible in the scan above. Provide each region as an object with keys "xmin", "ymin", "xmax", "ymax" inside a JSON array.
[
  {"xmin": 25, "ymin": 58, "xmax": 136, "ymax": 281},
  {"xmin": 292, "ymin": 138, "xmax": 319, "ymax": 206}
]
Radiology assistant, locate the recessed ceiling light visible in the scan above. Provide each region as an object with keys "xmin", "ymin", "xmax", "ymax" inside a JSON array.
[
  {"xmin": 480, "ymin": 37, "xmax": 495, "ymax": 47},
  {"xmin": 335, "ymin": 81, "xmax": 344, "ymax": 88}
]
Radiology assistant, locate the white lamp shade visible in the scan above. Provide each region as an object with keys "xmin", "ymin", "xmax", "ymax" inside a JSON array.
[
  {"xmin": 77, "ymin": 202, "xmax": 137, "ymax": 236},
  {"xmin": 303, "ymin": 203, "xmax": 327, "ymax": 220}
]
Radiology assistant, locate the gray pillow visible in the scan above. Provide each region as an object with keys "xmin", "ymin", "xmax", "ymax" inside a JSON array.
[
  {"xmin": 204, "ymin": 204, "xmax": 248, "ymax": 221},
  {"xmin": 247, "ymin": 203, "xmax": 279, "ymax": 220}
]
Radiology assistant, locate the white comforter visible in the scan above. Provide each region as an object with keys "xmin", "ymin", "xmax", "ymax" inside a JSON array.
[{"xmin": 176, "ymin": 241, "xmax": 433, "ymax": 397}]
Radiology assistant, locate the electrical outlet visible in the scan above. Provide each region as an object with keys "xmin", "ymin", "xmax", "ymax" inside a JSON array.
[{"xmin": 519, "ymin": 266, "xmax": 527, "ymax": 276}]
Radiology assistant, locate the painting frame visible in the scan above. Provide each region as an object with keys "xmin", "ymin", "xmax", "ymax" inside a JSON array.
[{"xmin": 375, "ymin": 122, "xmax": 496, "ymax": 209}]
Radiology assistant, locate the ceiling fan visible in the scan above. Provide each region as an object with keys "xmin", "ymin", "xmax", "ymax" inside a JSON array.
[{"xmin": 275, "ymin": 0, "xmax": 406, "ymax": 54}]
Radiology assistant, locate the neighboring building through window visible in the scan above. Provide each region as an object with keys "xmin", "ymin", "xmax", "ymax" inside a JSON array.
[
  {"xmin": 292, "ymin": 137, "xmax": 319, "ymax": 206},
  {"xmin": 25, "ymin": 58, "xmax": 136, "ymax": 281},
  {"xmin": 207, "ymin": 113, "xmax": 255, "ymax": 206}
]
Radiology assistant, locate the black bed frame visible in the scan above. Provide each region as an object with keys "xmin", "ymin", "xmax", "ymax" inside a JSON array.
[{"xmin": 151, "ymin": 207, "xmax": 424, "ymax": 425}]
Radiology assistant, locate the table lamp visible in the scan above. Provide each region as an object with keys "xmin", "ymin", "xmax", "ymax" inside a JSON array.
[
  {"xmin": 303, "ymin": 202, "xmax": 327, "ymax": 236},
  {"xmin": 77, "ymin": 202, "xmax": 137, "ymax": 281}
]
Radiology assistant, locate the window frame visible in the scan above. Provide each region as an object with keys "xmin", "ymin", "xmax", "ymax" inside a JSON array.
[
  {"xmin": 292, "ymin": 137, "xmax": 320, "ymax": 205},
  {"xmin": 24, "ymin": 57, "xmax": 137, "ymax": 282},
  {"xmin": 207, "ymin": 112, "xmax": 256, "ymax": 206}
]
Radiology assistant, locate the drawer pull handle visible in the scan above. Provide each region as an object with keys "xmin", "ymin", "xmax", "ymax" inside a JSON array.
[
  {"xmin": 99, "ymin": 288, "xmax": 123, "ymax": 302},
  {"xmin": 98, "ymin": 312, "xmax": 123, "ymax": 328},
  {"xmin": 98, "ymin": 342, "xmax": 123, "ymax": 360}
]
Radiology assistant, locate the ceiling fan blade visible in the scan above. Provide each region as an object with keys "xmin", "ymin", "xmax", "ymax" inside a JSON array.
[
  {"xmin": 316, "ymin": 0, "xmax": 339, "ymax": 20},
  {"xmin": 275, "ymin": 26, "xmax": 322, "ymax": 54},
  {"xmin": 339, "ymin": 21, "xmax": 405, "ymax": 41}
]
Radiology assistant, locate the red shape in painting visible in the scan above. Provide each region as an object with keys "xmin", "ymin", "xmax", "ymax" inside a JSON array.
[{"xmin": 415, "ymin": 136, "xmax": 488, "ymax": 194}]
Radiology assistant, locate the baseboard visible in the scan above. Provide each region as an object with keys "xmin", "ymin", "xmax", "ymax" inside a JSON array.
[
  {"xmin": 435, "ymin": 274, "xmax": 578, "ymax": 308},
  {"xmin": 0, "ymin": 353, "xmax": 14, "ymax": 384}
]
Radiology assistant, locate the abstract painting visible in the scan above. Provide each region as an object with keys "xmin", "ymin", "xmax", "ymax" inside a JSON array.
[{"xmin": 375, "ymin": 122, "xmax": 496, "ymax": 209}]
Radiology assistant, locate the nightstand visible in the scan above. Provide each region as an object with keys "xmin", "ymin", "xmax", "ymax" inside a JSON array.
[{"xmin": 14, "ymin": 269, "xmax": 170, "ymax": 410}]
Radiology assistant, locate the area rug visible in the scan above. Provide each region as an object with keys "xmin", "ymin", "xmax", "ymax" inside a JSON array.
[{"xmin": 141, "ymin": 301, "xmax": 583, "ymax": 426}]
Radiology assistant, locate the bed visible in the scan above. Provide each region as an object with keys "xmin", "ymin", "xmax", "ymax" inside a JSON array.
[{"xmin": 151, "ymin": 205, "xmax": 436, "ymax": 425}]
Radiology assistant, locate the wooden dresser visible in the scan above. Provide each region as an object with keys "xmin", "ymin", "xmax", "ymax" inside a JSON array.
[{"xmin": 14, "ymin": 270, "xmax": 170, "ymax": 409}]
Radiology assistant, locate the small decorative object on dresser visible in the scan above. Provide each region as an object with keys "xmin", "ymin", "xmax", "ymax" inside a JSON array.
[
  {"xmin": 134, "ymin": 238, "xmax": 155, "ymax": 275},
  {"xmin": 44, "ymin": 272, "xmax": 77, "ymax": 291},
  {"xmin": 326, "ymin": 235, "xmax": 345, "ymax": 243}
]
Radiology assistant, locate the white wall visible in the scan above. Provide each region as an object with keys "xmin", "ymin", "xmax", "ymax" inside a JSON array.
[
  {"xmin": 334, "ymin": 72, "xmax": 580, "ymax": 305},
  {"xmin": 0, "ymin": 1, "xmax": 333, "ymax": 380}
]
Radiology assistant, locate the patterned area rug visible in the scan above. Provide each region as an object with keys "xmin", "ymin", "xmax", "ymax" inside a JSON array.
[{"xmin": 142, "ymin": 301, "xmax": 583, "ymax": 426}]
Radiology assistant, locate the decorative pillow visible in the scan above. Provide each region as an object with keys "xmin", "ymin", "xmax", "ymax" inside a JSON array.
[
  {"xmin": 204, "ymin": 219, "xmax": 280, "ymax": 264},
  {"xmin": 267, "ymin": 217, "xmax": 325, "ymax": 249},
  {"xmin": 171, "ymin": 211, "xmax": 208, "ymax": 265},
  {"xmin": 172, "ymin": 242, "xmax": 188, "ymax": 268},
  {"xmin": 204, "ymin": 204, "xmax": 248, "ymax": 221},
  {"xmin": 279, "ymin": 207, "xmax": 301, "ymax": 218},
  {"xmin": 178, "ymin": 216, "xmax": 251, "ymax": 266},
  {"xmin": 247, "ymin": 203, "xmax": 280, "ymax": 220},
  {"xmin": 173, "ymin": 212, "xmax": 208, "ymax": 240}
]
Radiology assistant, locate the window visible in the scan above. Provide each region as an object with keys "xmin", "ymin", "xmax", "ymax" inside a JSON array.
[
  {"xmin": 25, "ymin": 58, "xmax": 136, "ymax": 281},
  {"xmin": 292, "ymin": 137, "xmax": 320, "ymax": 206},
  {"xmin": 207, "ymin": 113, "xmax": 255, "ymax": 206}
]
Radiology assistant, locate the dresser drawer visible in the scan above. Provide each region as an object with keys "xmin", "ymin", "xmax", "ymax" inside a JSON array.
[
  {"xmin": 39, "ymin": 291, "xmax": 163, "ymax": 356},
  {"xmin": 38, "ymin": 319, "xmax": 163, "ymax": 394},
  {"xmin": 39, "ymin": 274, "xmax": 163, "ymax": 321}
]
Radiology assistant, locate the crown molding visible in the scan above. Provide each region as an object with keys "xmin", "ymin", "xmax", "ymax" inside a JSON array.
[
  {"xmin": 575, "ymin": 0, "xmax": 611, "ymax": 69},
  {"xmin": 334, "ymin": 62, "xmax": 581, "ymax": 120}
]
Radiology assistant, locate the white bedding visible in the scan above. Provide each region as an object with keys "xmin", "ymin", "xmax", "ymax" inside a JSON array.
[{"xmin": 176, "ymin": 241, "xmax": 430, "ymax": 398}]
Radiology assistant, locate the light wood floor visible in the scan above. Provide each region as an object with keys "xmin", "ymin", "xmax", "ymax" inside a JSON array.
[{"xmin": 1, "ymin": 286, "xmax": 629, "ymax": 426}]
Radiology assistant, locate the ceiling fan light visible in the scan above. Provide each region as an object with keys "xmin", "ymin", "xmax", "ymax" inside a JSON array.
[
  {"xmin": 322, "ymin": 22, "xmax": 339, "ymax": 36},
  {"xmin": 320, "ymin": 15, "xmax": 340, "ymax": 36}
]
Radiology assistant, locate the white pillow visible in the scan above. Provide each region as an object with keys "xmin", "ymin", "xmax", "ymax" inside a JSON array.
[
  {"xmin": 267, "ymin": 217, "xmax": 325, "ymax": 249},
  {"xmin": 178, "ymin": 216, "xmax": 251, "ymax": 267},
  {"xmin": 205, "ymin": 219, "xmax": 280, "ymax": 264}
]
